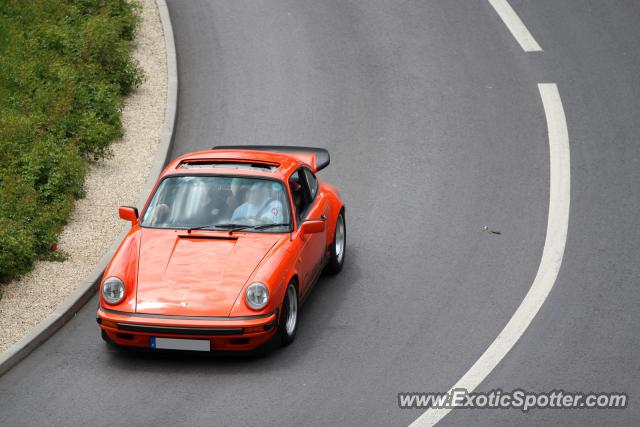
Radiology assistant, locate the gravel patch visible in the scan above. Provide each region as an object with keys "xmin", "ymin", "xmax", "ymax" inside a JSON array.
[{"xmin": 0, "ymin": 0, "xmax": 167, "ymax": 353}]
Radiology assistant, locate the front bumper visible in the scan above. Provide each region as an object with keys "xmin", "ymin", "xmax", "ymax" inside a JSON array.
[{"xmin": 97, "ymin": 306, "xmax": 277, "ymax": 351}]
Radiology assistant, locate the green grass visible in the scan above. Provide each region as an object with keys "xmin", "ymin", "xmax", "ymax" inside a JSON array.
[{"xmin": 0, "ymin": 0, "xmax": 143, "ymax": 283}]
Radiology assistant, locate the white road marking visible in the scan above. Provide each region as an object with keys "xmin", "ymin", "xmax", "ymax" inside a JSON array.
[
  {"xmin": 410, "ymin": 83, "xmax": 570, "ymax": 426},
  {"xmin": 488, "ymin": 0, "xmax": 543, "ymax": 52}
]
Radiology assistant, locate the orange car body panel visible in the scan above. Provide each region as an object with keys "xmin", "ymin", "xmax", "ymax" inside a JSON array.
[
  {"xmin": 135, "ymin": 229, "xmax": 284, "ymax": 317},
  {"xmin": 97, "ymin": 149, "xmax": 344, "ymax": 351}
]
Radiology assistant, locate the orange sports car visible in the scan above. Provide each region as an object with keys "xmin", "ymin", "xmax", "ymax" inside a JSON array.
[{"xmin": 96, "ymin": 146, "xmax": 345, "ymax": 352}]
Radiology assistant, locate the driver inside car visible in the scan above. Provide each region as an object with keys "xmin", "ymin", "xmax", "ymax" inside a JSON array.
[{"xmin": 231, "ymin": 181, "xmax": 285, "ymax": 224}]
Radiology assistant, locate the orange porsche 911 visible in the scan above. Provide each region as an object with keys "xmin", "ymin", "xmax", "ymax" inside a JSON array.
[{"xmin": 96, "ymin": 146, "xmax": 345, "ymax": 352}]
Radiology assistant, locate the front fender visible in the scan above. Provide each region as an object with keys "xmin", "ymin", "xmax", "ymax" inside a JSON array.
[
  {"xmin": 228, "ymin": 235, "xmax": 297, "ymax": 317},
  {"xmin": 99, "ymin": 227, "xmax": 141, "ymax": 312}
]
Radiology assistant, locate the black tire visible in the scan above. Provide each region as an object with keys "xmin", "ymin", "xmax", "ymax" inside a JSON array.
[
  {"xmin": 325, "ymin": 210, "xmax": 346, "ymax": 275},
  {"xmin": 278, "ymin": 281, "xmax": 299, "ymax": 347}
]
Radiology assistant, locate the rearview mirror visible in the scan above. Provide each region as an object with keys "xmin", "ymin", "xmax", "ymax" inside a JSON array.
[
  {"xmin": 300, "ymin": 219, "xmax": 325, "ymax": 235},
  {"xmin": 119, "ymin": 206, "xmax": 138, "ymax": 224}
]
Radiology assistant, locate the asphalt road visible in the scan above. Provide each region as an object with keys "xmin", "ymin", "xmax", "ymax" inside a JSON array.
[{"xmin": 1, "ymin": 1, "xmax": 639, "ymax": 425}]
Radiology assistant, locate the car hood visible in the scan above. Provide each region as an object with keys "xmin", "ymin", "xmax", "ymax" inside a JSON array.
[{"xmin": 135, "ymin": 229, "xmax": 283, "ymax": 316}]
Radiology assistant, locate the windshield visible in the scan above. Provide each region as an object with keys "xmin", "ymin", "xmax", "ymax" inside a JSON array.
[{"xmin": 140, "ymin": 176, "xmax": 291, "ymax": 232}]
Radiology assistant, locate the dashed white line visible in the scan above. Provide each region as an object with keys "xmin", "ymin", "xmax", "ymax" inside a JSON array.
[
  {"xmin": 488, "ymin": 0, "xmax": 543, "ymax": 52},
  {"xmin": 409, "ymin": 83, "xmax": 570, "ymax": 426}
]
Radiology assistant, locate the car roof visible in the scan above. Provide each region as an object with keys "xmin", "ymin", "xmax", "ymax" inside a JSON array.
[{"xmin": 162, "ymin": 149, "xmax": 307, "ymax": 181}]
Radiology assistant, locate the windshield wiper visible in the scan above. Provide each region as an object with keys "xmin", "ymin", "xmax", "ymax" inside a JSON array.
[
  {"xmin": 224, "ymin": 223, "xmax": 291, "ymax": 234},
  {"xmin": 187, "ymin": 223, "xmax": 290, "ymax": 234},
  {"xmin": 250, "ymin": 223, "xmax": 291, "ymax": 231},
  {"xmin": 187, "ymin": 223, "xmax": 250, "ymax": 233}
]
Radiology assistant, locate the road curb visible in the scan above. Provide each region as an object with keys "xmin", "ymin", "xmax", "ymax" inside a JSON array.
[{"xmin": 0, "ymin": 0, "xmax": 178, "ymax": 377}]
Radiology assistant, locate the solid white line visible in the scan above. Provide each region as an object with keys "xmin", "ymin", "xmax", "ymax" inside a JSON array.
[
  {"xmin": 488, "ymin": 0, "xmax": 543, "ymax": 52},
  {"xmin": 410, "ymin": 83, "xmax": 570, "ymax": 426}
]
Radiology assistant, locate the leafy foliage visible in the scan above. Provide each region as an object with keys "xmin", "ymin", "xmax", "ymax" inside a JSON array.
[{"xmin": 0, "ymin": 0, "xmax": 143, "ymax": 282}]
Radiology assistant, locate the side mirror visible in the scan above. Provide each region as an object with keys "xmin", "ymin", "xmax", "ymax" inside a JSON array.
[
  {"xmin": 119, "ymin": 206, "xmax": 139, "ymax": 224},
  {"xmin": 300, "ymin": 219, "xmax": 325, "ymax": 235}
]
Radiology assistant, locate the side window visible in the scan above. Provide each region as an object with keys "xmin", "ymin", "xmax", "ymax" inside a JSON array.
[
  {"xmin": 303, "ymin": 168, "xmax": 318, "ymax": 199},
  {"xmin": 289, "ymin": 169, "xmax": 312, "ymax": 222}
]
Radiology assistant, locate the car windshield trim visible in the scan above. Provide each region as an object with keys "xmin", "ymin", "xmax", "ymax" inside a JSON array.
[{"xmin": 140, "ymin": 224, "xmax": 292, "ymax": 234}]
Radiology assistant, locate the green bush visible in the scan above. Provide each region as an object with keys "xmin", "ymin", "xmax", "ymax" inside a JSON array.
[{"xmin": 0, "ymin": 0, "xmax": 143, "ymax": 283}]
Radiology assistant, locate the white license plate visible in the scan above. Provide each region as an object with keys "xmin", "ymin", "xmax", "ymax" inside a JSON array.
[{"xmin": 150, "ymin": 337, "xmax": 211, "ymax": 352}]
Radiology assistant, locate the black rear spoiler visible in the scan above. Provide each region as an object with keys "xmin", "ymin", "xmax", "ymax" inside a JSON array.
[{"xmin": 212, "ymin": 145, "xmax": 330, "ymax": 172}]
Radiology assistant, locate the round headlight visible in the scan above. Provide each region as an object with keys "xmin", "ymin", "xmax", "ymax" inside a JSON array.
[
  {"xmin": 102, "ymin": 277, "xmax": 125, "ymax": 305},
  {"xmin": 246, "ymin": 282, "xmax": 269, "ymax": 310}
]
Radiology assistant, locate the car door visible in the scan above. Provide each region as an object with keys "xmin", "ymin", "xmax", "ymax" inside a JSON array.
[{"xmin": 290, "ymin": 168, "xmax": 328, "ymax": 297}]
